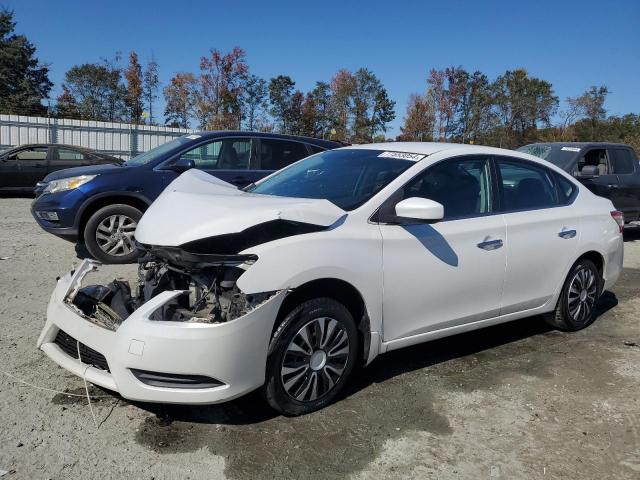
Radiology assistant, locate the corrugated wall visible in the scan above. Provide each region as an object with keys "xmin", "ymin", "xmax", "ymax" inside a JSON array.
[{"xmin": 0, "ymin": 115, "xmax": 195, "ymax": 159}]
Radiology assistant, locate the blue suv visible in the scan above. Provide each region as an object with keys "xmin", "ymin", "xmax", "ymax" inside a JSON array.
[{"xmin": 32, "ymin": 131, "xmax": 342, "ymax": 263}]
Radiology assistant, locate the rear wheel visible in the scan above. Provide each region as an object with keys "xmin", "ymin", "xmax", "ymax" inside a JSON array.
[
  {"xmin": 263, "ymin": 298, "xmax": 358, "ymax": 416},
  {"xmin": 84, "ymin": 204, "xmax": 142, "ymax": 264},
  {"xmin": 545, "ymin": 258, "xmax": 602, "ymax": 331}
]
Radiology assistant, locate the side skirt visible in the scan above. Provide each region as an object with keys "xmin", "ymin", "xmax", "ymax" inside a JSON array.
[{"xmin": 379, "ymin": 302, "xmax": 555, "ymax": 354}]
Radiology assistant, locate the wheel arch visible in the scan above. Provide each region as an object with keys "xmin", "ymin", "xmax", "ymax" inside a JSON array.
[
  {"xmin": 77, "ymin": 193, "xmax": 151, "ymax": 243},
  {"xmin": 275, "ymin": 278, "xmax": 372, "ymax": 364},
  {"xmin": 575, "ymin": 250, "xmax": 605, "ymax": 276}
]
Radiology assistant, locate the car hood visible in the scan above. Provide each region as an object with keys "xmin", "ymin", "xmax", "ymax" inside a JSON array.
[
  {"xmin": 42, "ymin": 163, "xmax": 127, "ymax": 182},
  {"xmin": 135, "ymin": 169, "xmax": 346, "ymax": 247}
]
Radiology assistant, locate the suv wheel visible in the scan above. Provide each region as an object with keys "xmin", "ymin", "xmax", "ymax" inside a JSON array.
[
  {"xmin": 84, "ymin": 204, "xmax": 142, "ymax": 264},
  {"xmin": 263, "ymin": 298, "xmax": 359, "ymax": 416}
]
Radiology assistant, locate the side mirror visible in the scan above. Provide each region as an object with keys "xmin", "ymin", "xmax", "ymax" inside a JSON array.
[
  {"xmin": 395, "ymin": 197, "xmax": 444, "ymax": 223},
  {"xmin": 168, "ymin": 157, "xmax": 195, "ymax": 173},
  {"xmin": 578, "ymin": 165, "xmax": 599, "ymax": 178}
]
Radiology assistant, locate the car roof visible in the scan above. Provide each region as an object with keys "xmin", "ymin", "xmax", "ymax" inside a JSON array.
[
  {"xmin": 5, "ymin": 143, "xmax": 99, "ymax": 152},
  {"xmin": 522, "ymin": 141, "xmax": 632, "ymax": 149},
  {"xmin": 189, "ymin": 130, "xmax": 345, "ymax": 149},
  {"xmin": 343, "ymin": 142, "xmax": 526, "ymax": 160}
]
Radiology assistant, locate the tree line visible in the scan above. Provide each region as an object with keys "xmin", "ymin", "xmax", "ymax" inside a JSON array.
[
  {"xmin": 1, "ymin": 8, "xmax": 638, "ymax": 151},
  {"xmin": 161, "ymin": 48, "xmax": 395, "ymax": 143},
  {"xmin": 397, "ymin": 67, "xmax": 637, "ymax": 150}
]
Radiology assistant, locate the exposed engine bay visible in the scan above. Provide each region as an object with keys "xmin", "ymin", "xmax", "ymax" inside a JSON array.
[{"xmin": 65, "ymin": 244, "xmax": 278, "ymax": 331}]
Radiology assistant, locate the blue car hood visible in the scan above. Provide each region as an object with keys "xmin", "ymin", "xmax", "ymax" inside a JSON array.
[{"xmin": 42, "ymin": 163, "xmax": 127, "ymax": 182}]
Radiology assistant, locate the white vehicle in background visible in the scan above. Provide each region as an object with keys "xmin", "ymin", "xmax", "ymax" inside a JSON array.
[{"xmin": 37, "ymin": 143, "xmax": 624, "ymax": 415}]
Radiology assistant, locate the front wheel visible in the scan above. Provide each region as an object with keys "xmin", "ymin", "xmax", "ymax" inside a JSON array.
[
  {"xmin": 83, "ymin": 204, "xmax": 142, "ymax": 264},
  {"xmin": 263, "ymin": 298, "xmax": 359, "ymax": 416},
  {"xmin": 545, "ymin": 258, "xmax": 602, "ymax": 331}
]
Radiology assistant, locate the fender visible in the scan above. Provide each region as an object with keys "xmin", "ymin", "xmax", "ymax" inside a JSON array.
[{"xmin": 74, "ymin": 190, "xmax": 153, "ymax": 231}]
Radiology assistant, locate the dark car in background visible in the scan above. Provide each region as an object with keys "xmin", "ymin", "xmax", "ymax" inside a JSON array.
[
  {"xmin": 518, "ymin": 142, "xmax": 640, "ymax": 223},
  {"xmin": 0, "ymin": 144, "xmax": 122, "ymax": 194},
  {"xmin": 31, "ymin": 131, "xmax": 343, "ymax": 264}
]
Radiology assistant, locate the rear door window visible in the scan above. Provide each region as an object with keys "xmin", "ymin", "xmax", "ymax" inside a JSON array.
[
  {"xmin": 555, "ymin": 173, "xmax": 578, "ymax": 205},
  {"xmin": 496, "ymin": 159, "xmax": 558, "ymax": 211},
  {"xmin": 612, "ymin": 149, "xmax": 636, "ymax": 174},
  {"xmin": 57, "ymin": 148, "xmax": 86, "ymax": 161},
  {"xmin": 258, "ymin": 139, "xmax": 310, "ymax": 170}
]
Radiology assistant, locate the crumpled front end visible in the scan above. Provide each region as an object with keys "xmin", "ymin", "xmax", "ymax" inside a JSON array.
[{"xmin": 37, "ymin": 256, "xmax": 286, "ymax": 404}]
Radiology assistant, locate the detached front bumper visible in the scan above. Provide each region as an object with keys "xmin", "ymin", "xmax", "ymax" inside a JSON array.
[{"xmin": 37, "ymin": 260, "xmax": 286, "ymax": 404}]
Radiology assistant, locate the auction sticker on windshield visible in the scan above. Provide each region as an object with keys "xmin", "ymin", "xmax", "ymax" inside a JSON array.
[
  {"xmin": 561, "ymin": 146, "xmax": 581, "ymax": 152},
  {"xmin": 378, "ymin": 151, "xmax": 426, "ymax": 161}
]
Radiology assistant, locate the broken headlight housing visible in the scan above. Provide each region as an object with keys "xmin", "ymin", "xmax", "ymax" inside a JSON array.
[{"xmin": 65, "ymin": 249, "xmax": 276, "ymax": 330}]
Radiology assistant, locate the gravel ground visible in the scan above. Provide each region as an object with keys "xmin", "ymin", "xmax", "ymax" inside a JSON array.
[{"xmin": 0, "ymin": 197, "xmax": 639, "ymax": 479}]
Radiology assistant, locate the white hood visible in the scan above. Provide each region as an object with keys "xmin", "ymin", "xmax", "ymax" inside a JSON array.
[{"xmin": 135, "ymin": 169, "xmax": 346, "ymax": 247}]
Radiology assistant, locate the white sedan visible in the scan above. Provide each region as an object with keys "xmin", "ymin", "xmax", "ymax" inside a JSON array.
[{"xmin": 37, "ymin": 142, "xmax": 624, "ymax": 415}]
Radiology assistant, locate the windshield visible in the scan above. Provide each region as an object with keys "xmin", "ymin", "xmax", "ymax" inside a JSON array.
[
  {"xmin": 126, "ymin": 136, "xmax": 193, "ymax": 166},
  {"xmin": 247, "ymin": 149, "xmax": 414, "ymax": 210},
  {"xmin": 517, "ymin": 144, "xmax": 581, "ymax": 170}
]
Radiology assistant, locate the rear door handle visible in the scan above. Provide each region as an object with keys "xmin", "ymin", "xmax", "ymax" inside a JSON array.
[
  {"xmin": 477, "ymin": 239, "xmax": 503, "ymax": 250},
  {"xmin": 558, "ymin": 229, "xmax": 577, "ymax": 239}
]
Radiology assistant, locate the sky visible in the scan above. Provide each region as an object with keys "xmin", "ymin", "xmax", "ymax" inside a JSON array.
[{"xmin": 5, "ymin": 0, "xmax": 640, "ymax": 136}]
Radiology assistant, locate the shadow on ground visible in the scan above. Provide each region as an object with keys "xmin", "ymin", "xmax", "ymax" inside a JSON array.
[{"xmin": 117, "ymin": 291, "xmax": 620, "ymax": 479}]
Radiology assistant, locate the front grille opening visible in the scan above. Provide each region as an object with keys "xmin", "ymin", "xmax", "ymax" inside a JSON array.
[
  {"xmin": 130, "ymin": 369, "xmax": 224, "ymax": 389},
  {"xmin": 54, "ymin": 329, "xmax": 110, "ymax": 372}
]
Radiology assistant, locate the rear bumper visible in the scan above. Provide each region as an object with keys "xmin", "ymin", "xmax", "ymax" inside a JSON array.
[
  {"xmin": 603, "ymin": 234, "xmax": 624, "ymax": 291},
  {"xmin": 37, "ymin": 260, "xmax": 286, "ymax": 404}
]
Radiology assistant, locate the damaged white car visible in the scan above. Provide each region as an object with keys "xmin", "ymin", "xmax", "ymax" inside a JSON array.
[{"xmin": 37, "ymin": 143, "xmax": 624, "ymax": 415}]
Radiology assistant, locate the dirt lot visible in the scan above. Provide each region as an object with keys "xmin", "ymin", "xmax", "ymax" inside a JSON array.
[{"xmin": 0, "ymin": 197, "xmax": 639, "ymax": 479}]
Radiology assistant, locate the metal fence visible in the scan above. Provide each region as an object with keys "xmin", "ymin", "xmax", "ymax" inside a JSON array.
[{"xmin": 0, "ymin": 114, "xmax": 195, "ymax": 159}]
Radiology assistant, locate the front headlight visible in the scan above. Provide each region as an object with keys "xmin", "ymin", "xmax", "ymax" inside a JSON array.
[{"xmin": 44, "ymin": 175, "xmax": 97, "ymax": 194}]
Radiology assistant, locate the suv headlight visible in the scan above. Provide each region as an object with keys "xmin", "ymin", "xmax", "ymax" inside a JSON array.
[{"xmin": 44, "ymin": 175, "xmax": 97, "ymax": 194}]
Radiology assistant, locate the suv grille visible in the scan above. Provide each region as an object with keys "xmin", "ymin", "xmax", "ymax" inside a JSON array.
[{"xmin": 54, "ymin": 330, "xmax": 110, "ymax": 372}]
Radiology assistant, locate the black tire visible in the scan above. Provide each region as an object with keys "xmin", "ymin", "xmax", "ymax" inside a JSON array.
[
  {"xmin": 263, "ymin": 297, "xmax": 359, "ymax": 416},
  {"xmin": 545, "ymin": 258, "xmax": 602, "ymax": 331},
  {"xmin": 83, "ymin": 204, "xmax": 142, "ymax": 264}
]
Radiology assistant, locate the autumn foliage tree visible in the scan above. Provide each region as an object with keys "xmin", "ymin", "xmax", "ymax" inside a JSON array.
[
  {"xmin": 124, "ymin": 52, "xmax": 143, "ymax": 124},
  {"xmin": 398, "ymin": 93, "xmax": 434, "ymax": 141},
  {"xmin": 55, "ymin": 85, "xmax": 79, "ymax": 119},
  {"xmin": 196, "ymin": 47, "xmax": 248, "ymax": 130},
  {"xmin": 163, "ymin": 72, "xmax": 196, "ymax": 128},
  {"xmin": 329, "ymin": 69, "xmax": 355, "ymax": 141}
]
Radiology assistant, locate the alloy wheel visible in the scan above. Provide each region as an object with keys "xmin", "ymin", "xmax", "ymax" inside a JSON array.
[
  {"xmin": 280, "ymin": 317, "xmax": 350, "ymax": 402},
  {"xmin": 567, "ymin": 266, "xmax": 597, "ymax": 324},
  {"xmin": 95, "ymin": 214, "xmax": 137, "ymax": 257}
]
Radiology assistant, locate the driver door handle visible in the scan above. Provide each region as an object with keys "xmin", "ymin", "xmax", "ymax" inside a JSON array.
[{"xmin": 477, "ymin": 239, "xmax": 503, "ymax": 251}]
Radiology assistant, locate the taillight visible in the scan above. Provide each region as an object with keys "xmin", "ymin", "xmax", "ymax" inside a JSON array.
[{"xmin": 611, "ymin": 210, "xmax": 624, "ymax": 233}]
